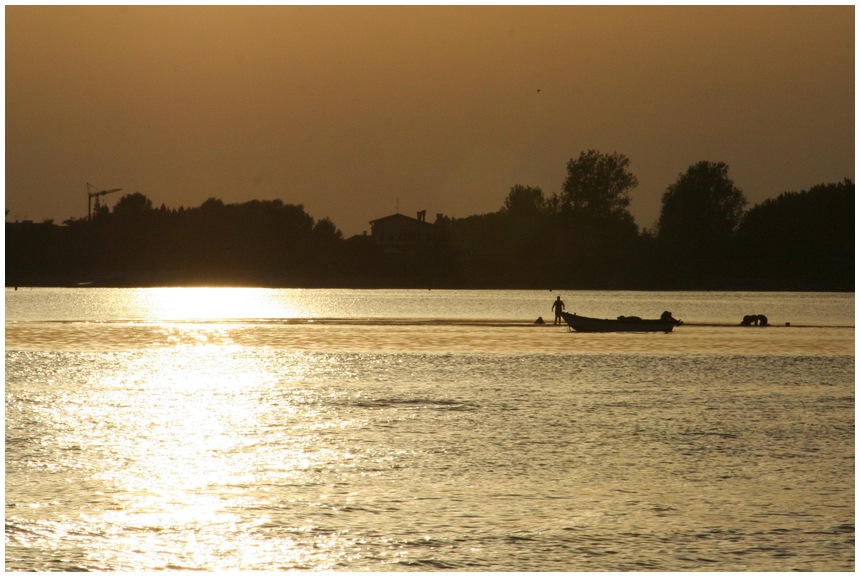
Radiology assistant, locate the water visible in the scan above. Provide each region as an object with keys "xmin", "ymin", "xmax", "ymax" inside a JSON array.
[{"xmin": 6, "ymin": 288, "xmax": 854, "ymax": 571}]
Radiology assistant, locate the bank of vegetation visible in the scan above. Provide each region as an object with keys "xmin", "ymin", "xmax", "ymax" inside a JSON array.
[{"xmin": 6, "ymin": 151, "xmax": 854, "ymax": 291}]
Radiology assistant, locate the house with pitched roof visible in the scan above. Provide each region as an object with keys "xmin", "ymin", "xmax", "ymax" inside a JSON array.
[{"xmin": 368, "ymin": 210, "xmax": 441, "ymax": 253}]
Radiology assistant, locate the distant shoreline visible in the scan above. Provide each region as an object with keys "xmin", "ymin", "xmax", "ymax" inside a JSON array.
[{"xmin": 5, "ymin": 281, "xmax": 853, "ymax": 293}]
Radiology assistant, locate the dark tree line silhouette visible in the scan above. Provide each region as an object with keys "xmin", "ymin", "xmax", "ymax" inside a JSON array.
[{"xmin": 6, "ymin": 152, "xmax": 854, "ymax": 290}]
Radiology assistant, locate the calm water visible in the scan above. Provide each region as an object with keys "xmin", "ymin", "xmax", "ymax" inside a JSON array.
[{"xmin": 5, "ymin": 288, "xmax": 854, "ymax": 571}]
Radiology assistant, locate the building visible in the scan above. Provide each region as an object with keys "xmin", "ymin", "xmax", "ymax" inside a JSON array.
[{"xmin": 368, "ymin": 210, "xmax": 441, "ymax": 253}]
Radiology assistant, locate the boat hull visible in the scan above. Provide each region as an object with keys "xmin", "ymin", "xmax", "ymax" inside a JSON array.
[{"xmin": 560, "ymin": 312, "xmax": 676, "ymax": 333}]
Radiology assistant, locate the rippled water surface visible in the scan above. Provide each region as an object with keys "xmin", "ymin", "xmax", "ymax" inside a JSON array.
[{"xmin": 6, "ymin": 288, "xmax": 854, "ymax": 571}]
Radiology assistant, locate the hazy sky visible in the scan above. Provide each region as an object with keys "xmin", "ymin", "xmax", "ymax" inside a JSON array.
[{"xmin": 5, "ymin": 5, "xmax": 854, "ymax": 236}]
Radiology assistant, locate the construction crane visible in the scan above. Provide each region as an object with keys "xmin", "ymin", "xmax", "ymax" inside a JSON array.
[{"xmin": 87, "ymin": 182, "xmax": 121, "ymax": 220}]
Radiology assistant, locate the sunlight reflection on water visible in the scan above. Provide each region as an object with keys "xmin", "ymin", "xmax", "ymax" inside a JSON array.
[
  {"xmin": 6, "ymin": 288, "xmax": 854, "ymax": 571},
  {"xmin": 137, "ymin": 287, "xmax": 307, "ymax": 320},
  {"xmin": 51, "ymin": 345, "xmax": 324, "ymax": 570}
]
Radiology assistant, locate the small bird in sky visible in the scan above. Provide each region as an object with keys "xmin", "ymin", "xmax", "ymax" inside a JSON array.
[{"xmin": 536, "ymin": 88, "xmax": 541, "ymax": 94}]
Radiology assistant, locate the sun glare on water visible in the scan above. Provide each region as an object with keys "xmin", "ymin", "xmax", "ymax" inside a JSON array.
[
  {"xmin": 65, "ymin": 287, "xmax": 328, "ymax": 567},
  {"xmin": 137, "ymin": 287, "xmax": 304, "ymax": 321},
  {"xmin": 89, "ymin": 334, "xmax": 322, "ymax": 569}
]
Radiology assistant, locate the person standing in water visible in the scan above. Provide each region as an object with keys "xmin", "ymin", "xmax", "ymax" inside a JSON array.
[{"xmin": 552, "ymin": 295, "xmax": 565, "ymax": 325}]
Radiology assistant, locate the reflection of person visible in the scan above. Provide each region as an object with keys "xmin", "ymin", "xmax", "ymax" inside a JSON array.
[{"xmin": 552, "ymin": 296, "xmax": 565, "ymax": 325}]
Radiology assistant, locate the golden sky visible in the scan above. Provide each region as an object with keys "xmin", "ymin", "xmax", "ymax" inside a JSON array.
[{"xmin": 5, "ymin": 5, "xmax": 854, "ymax": 235}]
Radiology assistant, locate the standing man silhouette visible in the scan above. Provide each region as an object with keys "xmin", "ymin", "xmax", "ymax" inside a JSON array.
[{"xmin": 552, "ymin": 296, "xmax": 565, "ymax": 325}]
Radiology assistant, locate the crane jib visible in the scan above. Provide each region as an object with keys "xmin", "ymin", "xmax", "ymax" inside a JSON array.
[{"xmin": 86, "ymin": 183, "xmax": 122, "ymax": 220}]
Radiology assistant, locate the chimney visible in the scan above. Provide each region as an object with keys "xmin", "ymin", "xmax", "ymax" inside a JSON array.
[{"xmin": 417, "ymin": 210, "xmax": 426, "ymax": 222}]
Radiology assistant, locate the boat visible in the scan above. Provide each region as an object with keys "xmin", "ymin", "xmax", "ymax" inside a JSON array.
[{"xmin": 560, "ymin": 311, "xmax": 679, "ymax": 333}]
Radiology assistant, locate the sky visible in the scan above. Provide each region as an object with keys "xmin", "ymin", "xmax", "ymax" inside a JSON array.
[{"xmin": 5, "ymin": 5, "xmax": 855, "ymax": 237}]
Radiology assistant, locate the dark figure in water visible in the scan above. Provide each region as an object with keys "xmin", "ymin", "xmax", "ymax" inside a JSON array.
[
  {"xmin": 741, "ymin": 314, "xmax": 758, "ymax": 326},
  {"xmin": 741, "ymin": 314, "xmax": 768, "ymax": 326},
  {"xmin": 552, "ymin": 296, "xmax": 565, "ymax": 325},
  {"xmin": 661, "ymin": 311, "xmax": 682, "ymax": 325}
]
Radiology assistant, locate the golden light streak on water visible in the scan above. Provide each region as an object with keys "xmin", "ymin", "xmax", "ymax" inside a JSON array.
[
  {"xmin": 81, "ymin": 344, "xmax": 322, "ymax": 570},
  {"xmin": 137, "ymin": 287, "xmax": 307, "ymax": 320}
]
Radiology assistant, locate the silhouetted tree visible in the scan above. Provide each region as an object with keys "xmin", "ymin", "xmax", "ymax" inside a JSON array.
[
  {"xmin": 658, "ymin": 161, "xmax": 746, "ymax": 251},
  {"xmin": 558, "ymin": 149, "xmax": 638, "ymax": 218},
  {"xmin": 112, "ymin": 192, "xmax": 154, "ymax": 219},
  {"xmin": 200, "ymin": 197, "xmax": 225, "ymax": 213},
  {"xmin": 734, "ymin": 179, "xmax": 853, "ymax": 290},
  {"xmin": 550, "ymin": 150, "xmax": 640, "ymax": 287},
  {"xmin": 656, "ymin": 161, "xmax": 747, "ymax": 286},
  {"xmin": 312, "ymin": 217, "xmax": 343, "ymax": 243},
  {"xmin": 503, "ymin": 184, "xmax": 547, "ymax": 219}
]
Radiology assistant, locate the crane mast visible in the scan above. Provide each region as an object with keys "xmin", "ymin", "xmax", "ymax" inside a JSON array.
[{"xmin": 87, "ymin": 183, "xmax": 121, "ymax": 220}]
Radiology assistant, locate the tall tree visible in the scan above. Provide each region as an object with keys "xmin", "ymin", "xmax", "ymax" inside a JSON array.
[
  {"xmin": 551, "ymin": 150, "xmax": 640, "ymax": 287},
  {"xmin": 656, "ymin": 161, "xmax": 746, "ymax": 283},
  {"xmin": 559, "ymin": 149, "xmax": 638, "ymax": 218}
]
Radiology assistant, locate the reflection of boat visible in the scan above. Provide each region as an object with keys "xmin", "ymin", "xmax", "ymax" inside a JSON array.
[{"xmin": 560, "ymin": 311, "xmax": 678, "ymax": 333}]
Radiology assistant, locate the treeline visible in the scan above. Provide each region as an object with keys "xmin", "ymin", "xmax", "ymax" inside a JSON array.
[
  {"xmin": 445, "ymin": 153, "xmax": 853, "ymax": 291},
  {"xmin": 6, "ymin": 197, "xmax": 355, "ymax": 287},
  {"xmin": 6, "ymin": 151, "xmax": 854, "ymax": 290}
]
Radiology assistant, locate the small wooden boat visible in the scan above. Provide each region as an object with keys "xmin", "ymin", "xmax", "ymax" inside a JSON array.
[{"xmin": 560, "ymin": 311, "xmax": 678, "ymax": 333}]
